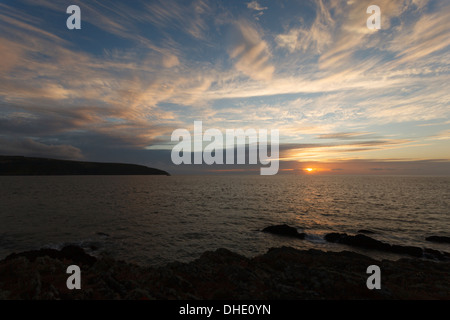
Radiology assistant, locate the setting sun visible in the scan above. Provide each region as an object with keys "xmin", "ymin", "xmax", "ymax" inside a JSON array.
[{"xmin": 305, "ymin": 168, "xmax": 314, "ymax": 172}]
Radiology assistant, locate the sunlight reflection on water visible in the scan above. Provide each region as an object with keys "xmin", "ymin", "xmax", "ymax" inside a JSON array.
[{"xmin": 1, "ymin": 175, "xmax": 449, "ymax": 265}]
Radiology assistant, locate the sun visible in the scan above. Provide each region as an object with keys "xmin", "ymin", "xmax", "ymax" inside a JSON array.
[{"xmin": 305, "ymin": 168, "xmax": 314, "ymax": 172}]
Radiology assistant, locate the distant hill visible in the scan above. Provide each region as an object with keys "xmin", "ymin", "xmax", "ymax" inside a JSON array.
[{"xmin": 0, "ymin": 156, "xmax": 170, "ymax": 176}]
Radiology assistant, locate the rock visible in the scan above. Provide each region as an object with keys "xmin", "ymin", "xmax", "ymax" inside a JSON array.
[
  {"xmin": 423, "ymin": 248, "xmax": 450, "ymax": 261},
  {"xmin": 4, "ymin": 245, "xmax": 96, "ymax": 266},
  {"xmin": 324, "ymin": 232, "xmax": 345, "ymax": 243},
  {"xmin": 325, "ymin": 233, "xmax": 450, "ymax": 261},
  {"xmin": 60, "ymin": 245, "xmax": 97, "ymax": 266},
  {"xmin": 350, "ymin": 234, "xmax": 391, "ymax": 251},
  {"xmin": 391, "ymin": 245, "xmax": 423, "ymax": 257},
  {"xmin": 325, "ymin": 233, "xmax": 391, "ymax": 251},
  {"xmin": 426, "ymin": 236, "xmax": 450, "ymax": 244},
  {"xmin": 96, "ymin": 232, "xmax": 110, "ymax": 237},
  {"xmin": 1, "ymin": 245, "xmax": 450, "ymax": 299},
  {"xmin": 262, "ymin": 224, "xmax": 305, "ymax": 239}
]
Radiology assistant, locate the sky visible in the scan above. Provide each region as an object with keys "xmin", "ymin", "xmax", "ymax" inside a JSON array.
[{"xmin": 0, "ymin": 0, "xmax": 449, "ymax": 175}]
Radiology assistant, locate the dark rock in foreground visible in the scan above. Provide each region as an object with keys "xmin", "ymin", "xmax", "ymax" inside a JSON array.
[
  {"xmin": 1, "ymin": 245, "xmax": 449, "ymax": 300},
  {"xmin": 426, "ymin": 236, "xmax": 450, "ymax": 244},
  {"xmin": 0, "ymin": 155, "xmax": 170, "ymax": 176},
  {"xmin": 5, "ymin": 245, "xmax": 97, "ymax": 266},
  {"xmin": 325, "ymin": 233, "xmax": 450, "ymax": 261},
  {"xmin": 262, "ymin": 224, "xmax": 306, "ymax": 239}
]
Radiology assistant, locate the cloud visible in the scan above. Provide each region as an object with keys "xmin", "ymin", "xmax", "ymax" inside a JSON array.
[
  {"xmin": 143, "ymin": 0, "xmax": 212, "ymax": 40},
  {"xmin": 0, "ymin": 137, "xmax": 83, "ymax": 160},
  {"xmin": 317, "ymin": 132, "xmax": 380, "ymax": 140},
  {"xmin": 228, "ymin": 21, "xmax": 274, "ymax": 80},
  {"xmin": 0, "ymin": 2, "xmax": 208, "ymax": 146},
  {"xmin": 247, "ymin": 1, "xmax": 268, "ymax": 12},
  {"xmin": 427, "ymin": 129, "xmax": 450, "ymax": 141},
  {"xmin": 0, "ymin": 12, "xmax": 66, "ymax": 45},
  {"xmin": 276, "ymin": 0, "xmax": 333, "ymax": 54},
  {"xmin": 0, "ymin": 38, "xmax": 24, "ymax": 73},
  {"xmin": 274, "ymin": 0, "xmax": 449, "ymax": 75},
  {"xmin": 162, "ymin": 54, "xmax": 180, "ymax": 68},
  {"xmin": 317, "ymin": 0, "xmax": 405, "ymax": 70},
  {"xmin": 388, "ymin": 5, "xmax": 450, "ymax": 64},
  {"xmin": 279, "ymin": 138, "xmax": 411, "ymax": 151},
  {"xmin": 247, "ymin": 1, "xmax": 268, "ymax": 20},
  {"xmin": 278, "ymin": 137, "xmax": 415, "ymax": 162}
]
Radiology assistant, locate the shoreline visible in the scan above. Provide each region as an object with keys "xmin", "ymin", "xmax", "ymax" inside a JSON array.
[
  {"xmin": 2, "ymin": 225, "xmax": 448, "ymax": 267},
  {"xmin": 1, "ymin": 245, "xmax": 449, "ymax": 300}
]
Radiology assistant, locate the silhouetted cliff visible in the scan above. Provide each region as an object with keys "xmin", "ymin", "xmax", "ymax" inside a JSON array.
[{"xmin": 0, "ymin": 156, "xmax": 170, "ymax": 176}]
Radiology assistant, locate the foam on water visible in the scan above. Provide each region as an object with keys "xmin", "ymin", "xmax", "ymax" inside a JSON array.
[{"xmin": 305, "ymin": 233, "xmax": 327, "ymax": 244}]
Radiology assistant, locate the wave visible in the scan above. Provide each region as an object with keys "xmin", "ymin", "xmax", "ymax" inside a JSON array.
[{"xmin": 305, "ymin": 233, "xmax": 327, "ymax": 244}]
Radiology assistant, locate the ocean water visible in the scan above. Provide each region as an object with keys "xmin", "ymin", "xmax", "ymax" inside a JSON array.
[{"xmin": 0, "ymin": 175, "xmax": 449, "ymax": 266}]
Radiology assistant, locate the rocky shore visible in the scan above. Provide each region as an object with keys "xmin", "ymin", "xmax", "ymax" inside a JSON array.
[
  {"xmin": 263, "ymin": 225, "xmax": 450, "ymax": 261},
  {"xmin": 1, "ymin": 245, "xmax": 449, "ymax": 300}
]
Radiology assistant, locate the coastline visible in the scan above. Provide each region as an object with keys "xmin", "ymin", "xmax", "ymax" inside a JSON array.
[
  {"xmin": 1, "ymin": 245, "xmax": 449, "ymax": 300},
  {"xmin": 0, "ymin": 155, "xmax": 170, "ymax": 176}
]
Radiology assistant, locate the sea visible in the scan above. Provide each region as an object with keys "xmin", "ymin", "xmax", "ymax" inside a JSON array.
[{"xmin": 0, "ymin": 175, "xmax": 449, "ymax": 266}]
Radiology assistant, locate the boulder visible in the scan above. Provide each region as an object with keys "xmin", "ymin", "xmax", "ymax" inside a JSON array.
[
  {"xmin": 262, "ymin": 224, "xmax": 305, "ymax": 239},
  {"xmin": 324, "ymin": 232, "xmax": 346, "ymax": 243},
  {"xmin": 423, "ymin": 248, "xmax": 450, "ymax": 261},
  {"xmin": 324, "ymin": 232, "xmax": 450, "ymax": 260},
  {"xmin": 325, "ymin": 233, "xmax": 390, "ymax": 251},
  {"xmin": 390, "ymin": 245, "xmax": 423, "ymax": 257},
  {"xmin": 426, "ymin": 236, "xmax": 450, "ymax": 244},
  {"xmin": 4, "ymin": 245, "xmax": 96, "ymax": 266}
]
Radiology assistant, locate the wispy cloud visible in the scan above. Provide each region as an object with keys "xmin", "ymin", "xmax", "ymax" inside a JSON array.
[
  {"xmin": 142, "ymin": 0, "xmax": 213, "ymax": 41},
  {"xmin": 276, "ymin": 0, "xmax": 333, "ymax": 54},
  {"xmin": 247, "ymin": 1, "xmax": 267, "ymax": 12},
  {"xmin": 227, "ymin": 20, "xmax": 275, "ymax": 81},
  {"xmin": 247, "ymin": 1, "xmax": 268, "ymax": 20},
  {"xmin": 316, "ymin": 132, "xmax": 381, "ymax": 140},
  {"xmin": 279, "ymin": 137, "xmax": 414, "ymax": 161},
  {"xmin": 427, "ymin": 129, "xmax": 450, "ymax": 141}
]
